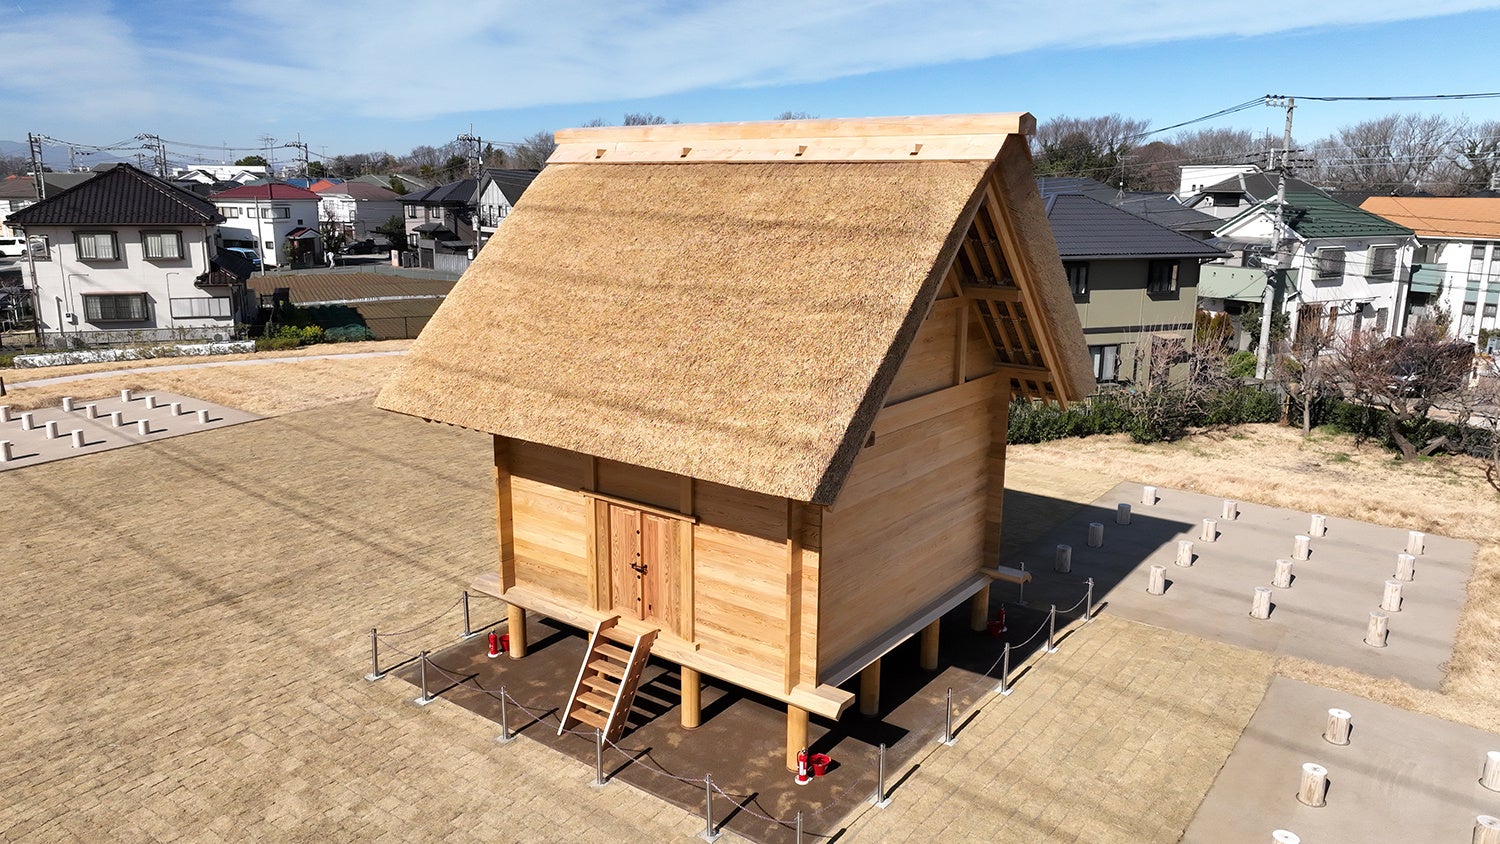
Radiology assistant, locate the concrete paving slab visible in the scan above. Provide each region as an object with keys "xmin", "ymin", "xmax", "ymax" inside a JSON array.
[
  {"xmin": 0, "ymin": 391, "xmax": 257, "ymax": 471},
  {"xmin": 1183, "ymin": 676, "xmax": 1500, "ymax": 843},
  {"xmin": 1008, "ymin": 482, "xmax": 1475, "ymax": 689}
]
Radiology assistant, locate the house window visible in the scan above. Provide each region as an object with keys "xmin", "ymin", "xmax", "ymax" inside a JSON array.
[
  {"xmin": 1463, "ymin": 302, "xmax": 1477, "ymax": 316},
  {"xmin": 143, "ymin": 230, "xmax": 184, "ymax": 260},
  {"xmin": 82, "ymin": 292, "xmax": 148, "ymax": 322},
  {"xmin": 263, "ymin": 241, "xmax": 274, "ymax": 250},
  {"xmin": 218, "ymin": 206, "xmax": 240, "ymax": 218},
  {"xmin": 1486, "ymin": 303, "xmax": 1499, "ymax": 319},
  {"xmin": 1064, "ymin": 262, "xmax": 1089, "ymax": 296},
  {"xmin": 1367, "ymin": 245, "xmax": 1396, "ymax": 278},
  {"xmin": 169, "ymin": 297, "xmax": 231, "ymax": 318},
  {"xmin": 263, "ymin": 206, "xmax": 290, "ymax": 220},
  {"xmin": 1470, "ymin": 243, "xmax": 1486, "ymax": 278},
  {"xmin": 26, "ymin": 234, "xmax": 50, "ymax": 261},
  {"xmin": 405, "ymin": 205, "xmax": 419, "ymax": 218},
  {"xmin": 1315, "ymin": 248, "xmax": 1345, "ymax": 280},
  {"xmin": 75, "ymin": 231, "xmax": 119, "ymax": 261},
  {"xmin": 1090, "ymin": 344, "xmax": 1119, "ymax": 382},
  {"xmin": 1146, "ymin": 260, "xmax": 1178, "ymax": 294}
]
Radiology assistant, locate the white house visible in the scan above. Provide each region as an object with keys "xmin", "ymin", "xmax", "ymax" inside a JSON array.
[
  {"xmin": 1360, "ymin": 196, "xmax": 1500, "ymax": 349},
  {"xmin": 7, "ymin": 164, "xmax": 253, "ymax": 345},
  {"xmin": 171, "ymin": 164, "xmax": 269, "ymax": 184},
  {"xmin": 1214, "ymin": 190, "xmax": 1416, "ymax": 339},
  {"xmin": 312, "ymin": 180, "xmax": 402, "ymax": 243},
  {"xmin": 1177, "ymin": 164, "xmax": 1258, "ymax": 201},
  {"xmin": 210, "ymin": 182, "xmax": 323, "ymax": 268},
  {"xmin": 475, "ymin": 168, "xmax": 539, "ymax": 246}
]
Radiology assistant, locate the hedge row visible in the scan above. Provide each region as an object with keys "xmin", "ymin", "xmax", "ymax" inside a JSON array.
[{"xmin": 1008, "ymin": 386, "xmax": 1281, "ymax": 445}]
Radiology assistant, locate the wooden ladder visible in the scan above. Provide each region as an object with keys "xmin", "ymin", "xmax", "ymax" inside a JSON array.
[{"xmin": 559, "ymin": 616, "xmax": 658, "ymax": 743}]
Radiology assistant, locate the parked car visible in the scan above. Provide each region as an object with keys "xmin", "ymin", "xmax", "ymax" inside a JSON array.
[
  {"xmin": 223, "ymin": 246, "xmax": 262, "ymax": 268},
  {"xmin": 0, "ymin": 237, "xmax": 26, "ymax": 258}
]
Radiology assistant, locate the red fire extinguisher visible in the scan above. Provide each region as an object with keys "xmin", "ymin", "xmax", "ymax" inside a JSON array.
[{"xmin": 795, "ymin": 748, "xmax": 811, "ymax": 786}]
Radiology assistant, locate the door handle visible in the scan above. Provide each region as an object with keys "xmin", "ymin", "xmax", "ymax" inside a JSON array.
[{"xmin": 631, "ymin": 562, "xmax": 648, "ymax": 575}]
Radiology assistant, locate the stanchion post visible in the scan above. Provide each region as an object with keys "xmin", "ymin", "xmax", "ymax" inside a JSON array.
[
  {"xmin": 1047, "ymin": 604, "xmax": 1057, "ymax": 653},
  {"xmin": 498, "ymin": 686, "xmax": 513, "ymax": 744},
  {"xmin": 1016, "ymin": 562, "xmax": 1026, "ymax": 606},
  {"xmin": 796, "ymin": 811, "xmax": 803, "ymax": 844},
  {"xmin": 594, "ymin": 729, "xmax": 606, "ymax": 787},
  {"xmin": 1085, "ymin": 577, "xmax": 1094, "ymax": 622},
  {"xmin": 873, "ymin": 743, "xmax": 890, "ymax": 807},
  {"xmin": 415, "ymin": 650, "xmax": 434, "ymax": 704},
  {"xmin": 461, "ymin": 590, "xmax": 472, "ymax": 638},
  {"xmin": 701, "ymin": 775, "xmax": 720, "ymax": 841},
  {"xmin": 365, "ymin": 627, "xmax": 383, "ymax": 681},
  {"xmin": 999, "ymin": 642, "xmax": 1012, "ymax": 696},
  {"xmin": 941, "ymin": 687, "xmax": 955, "ymax": 746}
]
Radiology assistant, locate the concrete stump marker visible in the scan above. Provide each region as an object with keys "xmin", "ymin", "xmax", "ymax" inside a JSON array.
[
  {"xmin": 1221, "ymin": 499, "xmax": 1238, "ymax": 520},
  {"xmin": 169, "ymin": 402, "xmax": 183, "ymax": 416},
  {"xmin": 1365, "ymin": 610, "xmax": 1389, "ymax": 647},
  {"xmin": 20, "ymin": 412, "xmax": 34, "ymax": 431},
  {"xmin": 84, "ymin": 403, "xmax": 98, "ymax": 419},
  {"xmin": 1310, "ymin": 514, "xmax": 1327, "ymax": 537},
  {"xmin": 1054, "ymin": 544, "xmax": 1071, "ymax": 574},
  {"xmin": 1381, "ymin": 580, "xmax": 1403, "ymax": 613},
  {"xmin": 120, "ymin": 388, "xmax": 133, "ymax": 402},
  {"xmin": 1406, "ymin": 531, "xmax": 1425, "ymax": 556},
  {"xmin": 0, "ymin": 441, "xmax": 11, "ymax": 462},
  {"xmin": 1273, "ymin": 559, "xmax": 1293, "ymax": 589},
  {"xmin": 1116, "ymin": 503, "xmax": 1131, "ymax": 525},
  {"xmin": 145, "ymin": 394, "xmax": 158, "ymax": 409},
  {"xmin": 1141, "ymin": 485, "xmax": 1156, "ymax": 505},
  {"xmin": 1201, "ymin": 518, "xmax": 1217, "ymax": 542},
  {"xmin": 43, "ymin": 420, "xmax": 59, "ymax": 439},
  {"xmin": 0, "ymin": 405, "xmax": 9, "ymax": 422},
  {"xmin": 70, "ymin": 429, "xmax": 84, "ymax": 449},
  {"xmin": 1293, "ymin": 534, "xmax": 1311, "ymax": 561},
  {"xmin": 1251, "ymin": 586, "xmax": 1272, "ymax": 619},
  {"xmin": 1176, "ymin": 540, "xmax": 1194, "ymax": 567},
  {"xmin": 1088, "ymin": 522, "xmax": 1104, "ymax": 548},
  {"xmin": 1147, "ymin": 565, "xmax": 1166, "ymax": 596},
  {"xmin": 110, "ymin": 411, "xmax": 125, "ymax": 428},
  {"xmin": 1477, "ymin": 816, "xmax": 1500, "ymax": 844},
  {"xmin": 196, "ymin": 409, "xmax": 210, "ymax": 424},
  {"xmin": 1324, "ymin": 708, "xmax": 1352, "ymax": 745},
  {"xmin": 1482, "ymin": 751, "xmax": 1500, "ymax": 792},
  {"xmin": 1271, "ymin": 832, "xmax": 1300, "ymax": 844},
  {"xmin": 1395, "ymin": 553, "xmax": 1416, "ymax": 582},
  {"xmin": 61, "ymin": 396, "xmax": 74, "ymax": 411},
  {"xmin": 137, "ymin": 419, "xmax": 150, "ymax": 436},
  {"xmin": 1297, "ymin": 762, "xmax": 1328, "ymax": 808}
]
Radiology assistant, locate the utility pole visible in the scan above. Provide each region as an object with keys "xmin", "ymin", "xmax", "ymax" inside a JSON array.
[
  {"xmin": 27, "ymin": 133, "xmax": 46, "ymax": 200},
  {"xmin": 135, "ymin": 134, "xmax": 168, "ymax": 178},
  {"xmin": 458, "ymin": 128, "xmax": 484, "ymax": 178},
  {"xmin": 288, "ymin": 134, "xmax": 310, "ymax": 179},
  {"xmin": 1255, "ymin": 95, "xmax": 1296, "ymax": 381}
]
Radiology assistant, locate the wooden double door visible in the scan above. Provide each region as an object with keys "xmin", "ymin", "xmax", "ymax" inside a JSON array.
[{"xmin": 606, "ymin": 503, "xmax": 681, "ymax": 627}]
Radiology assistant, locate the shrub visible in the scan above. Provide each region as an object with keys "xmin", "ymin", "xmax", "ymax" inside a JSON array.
[
  {"xmin": 1204, "ymin": 387, "xmax": 1279, "ymax": 426},
  {"xmin": 325, "ymin": 325, "xmax": 375, "ymax": 343},
  {"xmin": 255, "ymin": 337, "xmax": 301, "ymax": 352},
  {"xmin": 0, "ymin": 353, "xmax": 14, "ymax": 368},
  {"xmin": 1226, "ymin": 350, "xmax": 1257, "ymax": 379}
]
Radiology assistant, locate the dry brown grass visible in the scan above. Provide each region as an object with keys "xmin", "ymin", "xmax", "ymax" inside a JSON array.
[
  {"xmin": 0, "ymin": 353, "xmax": 406, "ymax": 416},
  {"xmin": 1, "ymin": 339, "xmax": 410, "ymax": 382},
  {"xmin": 1011, "ymin": 423, "xmax": 1500, "ymax": 731}
]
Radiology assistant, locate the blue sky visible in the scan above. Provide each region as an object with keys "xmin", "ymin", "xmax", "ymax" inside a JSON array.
[{"xmin": 5, "ymin": 0, "xmax": 1500, "ymax": 167}]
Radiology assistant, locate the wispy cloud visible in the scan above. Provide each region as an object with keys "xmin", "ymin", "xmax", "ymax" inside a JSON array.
[{"xmin": 7, "ymin": 0, "xmax": 1500, "ymax": 140}]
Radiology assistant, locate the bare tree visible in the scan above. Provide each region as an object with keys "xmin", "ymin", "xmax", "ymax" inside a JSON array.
[
  {"xmin": 1127, "ymin": 140, "xmax": 1184, "ymax": 192},
  {"xmin": 1032, "ymin": 114, "xmax": 1151, "ymax": 184},
  {"xmin": 1171, "ymin": 127, "xmax": 1281, "ymax": 165},
  {"xmin": 510, "ymin": 131, "xmax": 557, "ymax": 170},
  {"xmin": 1276, "ymin": 309, "xmax": 1341, "ymax": 435},
  {"xmin": 1310, "ymin": 113, "xmax": 1462, "ymax": 194},
  {"xmin": 776, "ymin": 111, "xmax": 818, "ymax": 120},
  {"xmin": 1334, "ymin": 316, "xmax": 1474, "ymax": 460},
  {"xmin": 622, "ymin": 112, "xmax": 670, "ymax": 126}
]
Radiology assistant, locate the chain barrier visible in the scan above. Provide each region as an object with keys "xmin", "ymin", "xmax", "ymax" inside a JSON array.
[{"xmin": 373, "ymin": 594, "xmax": 465, "ymax": 639}]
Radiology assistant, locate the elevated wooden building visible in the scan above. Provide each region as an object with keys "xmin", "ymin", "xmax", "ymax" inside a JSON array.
[{"xmin": 376, "ymin": 113, "xmax": 1094, "ymax": 767}]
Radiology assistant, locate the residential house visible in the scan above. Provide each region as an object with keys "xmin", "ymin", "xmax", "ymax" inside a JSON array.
[
  {"xmin": 377, "ymin": 113, "xmax": 1093, "ymax": 767},
  {"xmin": 1214, "ymin": 191, "xmax": 1415, "ymax": 340},
  {"xmin": 352, "ymin": 173, "xmax": 430, "ymax": 196},
  {"xmin": 312, "ymin": 180, "xmax": 403, "ymax": 244},
  {"xmin": 1040, "ymin": 176, "xmax": 1221, "ymax": 240},
  {"xmin": 1, "ymin": 172, "xmax": 103, "ymax": 237},
  {"xmin": 6, "ymin": 164, "xmax": 253, "ymax": 345},
  {"xmin": 1040, "ymin": 188, "xmax": 1228, "ymax": 385},
  {"xmin": 210, "ymin": 182, "xmax": 324, "ymax": 268},
  {"xmin": 1184, "ymin": 171, "xmax": 1328, "ymax": 221},
  {"xmin": 1360, "ymin": 196, "xmax": 1500, "ymax": 347},
  {"xmin": 475, "ymin": 168, "xmax": 540, "ymax": 245},
  {"xmin": 171, "ymin": 165, "xmax": 268, "ymax": 185},
  {"xmin": 1177, "ymin": 164, "xmax": 1258, "ymax": 200},
  {"xmin": 399, "ymin": 178, "xmax": 478, "ymax": 272}
]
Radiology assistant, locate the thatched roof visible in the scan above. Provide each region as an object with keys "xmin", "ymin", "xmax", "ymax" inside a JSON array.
[{"xmin": 377, "ymin": 114, "xmax": 1091, "ymax": 505}]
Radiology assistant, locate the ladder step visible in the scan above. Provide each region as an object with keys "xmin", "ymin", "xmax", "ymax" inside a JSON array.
[
  {"xmin": 595, "ymin": 643, "xmax": 632, "ymax": 662},
  {"xmin": 588, "ymin": 659, "xmax": 627, "ymax": 677},
  {"xmin": 570, "ymin": 708, "xmax": 609, "ymax": 731},
  {"xmin": 577, "ymin": 691, "xmax": 616, "ymax": 712},
  {"xmin": 583, "ymin": 675, "xmax": 621, "ymax": 697}
]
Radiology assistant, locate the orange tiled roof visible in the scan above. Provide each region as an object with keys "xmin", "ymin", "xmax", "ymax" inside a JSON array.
[{"xmin": 1360, "ymin": 196, "xmax": 1500, "ymax": 240}]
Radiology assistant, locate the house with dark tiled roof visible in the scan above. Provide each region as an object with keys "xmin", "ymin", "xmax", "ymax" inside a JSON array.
[
  {"xmin": 1214, "ymin": 191, "xmax": 1416, "ymax": 340},
  {"xmin": 1185, "ymin": 171, "xmax": 1328, "ymax": 221},
  {"xmin": 6, "ymin": 164, "xmax": 253, "ymax": 346},
  {"xmin": 1039, "ymin": 177, "xmax": 1221, "ymax": 240},
  {"xmin": 398, "ymin": 178, "xmax": 480, "ymax": 272},
  {"xmin": 1043, "ymin": 191, "xmax": 1227, "ymax": 385},
  {"xmin": 1, "ymin": 173, "xmax": 104, "ymax": 237},
  {"xmin": 311, "ymin": 180, "xmax": 402, "ymax": 244},
  {"xmin": 209, "ymin": 182, "xmax": 324, "ymax": 268},
  {"xmin": 475, "ymin": 168, "xmax": 540, "ymax": 245}
]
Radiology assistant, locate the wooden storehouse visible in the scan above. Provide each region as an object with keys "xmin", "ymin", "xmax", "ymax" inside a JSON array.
[{"xmin": 375, "ymin": 113, "xmax": 1094, "ymax": 768}]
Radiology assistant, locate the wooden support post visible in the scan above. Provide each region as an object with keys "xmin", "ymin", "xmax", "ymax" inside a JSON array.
[
  {"xmin": 1272, "ymin": 831, "xmax": 1300, "ymax": 844},
  {"xmin": 1475, "ymin": 815, "xmax": 1500, "ymax": 844},
  {"xmin": 1296, "ymin": 762, "xmax": 1328, "ymax": 807},
  {"xmin": 1251, "ymin": 586, "xmax": 1271, "ymax": 619},
  {"xmin": 1147, "ymin": 565, "xmax": 1166, "ymax": 596},
  {"xmin": 859, "ymin": 660, "xmax": 881, "ymax": 717},
  {"xmin": 1176, "ymin": 540, "xmax": 1194, "ymax": 567},
  {"xmin": 1396, "ymin": 553, "xmax": 1416, "ymax": 582},
  {"xmin": 1406, "ymin": 530, "xmax": 1425, "ymax": 556},
  {"xmin": 1053, "ymin": 544, "xmax": 1071, "ymax": 573},
  {"xmin": 1141, "ymin": 485, "xmax": 1156, "ymax": 505},
  {"xmin": 1480, "ymin": 751, "xmax": 1500, "ymax": 792},
  {"xmin": 506, "ymin": 604, "xmax": 528, "ymax": 658},
  {"xmin": 1115, "ymin": 503, "xmax": 1131, "ymax": 525},
  {"xmin": 1201, "ymin": 519, "xmax": 1217, "ymax": 543},
  {"xmin": 1273, "ymin": 559, "xmax": 1293, "ymax": 589},
  {"xmin": 1323, "ymin": 708, "xmax": 1351, "ymax": 745},
  {"xmin": 968, "ymin": 585, "xmax": 990, "ymax": 632},
  {"xmin": 1293, "ymin": 535, "xmax": 1311, "ymax": 561},
  {"xmin": 1381, "ymin": 579, "xmax": 1403, "ymax": 612},
  {"xmin": 0, "ymin": 441, "xmax": 10, "ymax": 462},
  {"xmin": 920, "ymin": 620, "xmax": 940, "ymax": 671},
  {"xmin": 1221, "ymin": 499, "xmax": 1238, "ymax": 520},
  {"xmin": 786, "ymin": 705, "xmax": 809, "ymax": 772},
  {"xmin": 1310, "ymin": 514, "xmax": 1327, "ymax": 537},
  {"xmin": 1365, "ymin": 610, "xmax": 1388, "ymax": 648},
  {"xmin": 1087, "ymin": 522, "xmax": 1103, "ymax": 548},
  {"xmin": 680, "ymin": 666, "xmax": 701, "ymax": 730},
  {"xmin": 61, "ymin": 396, "xmax": 74, "ymax": 411}
]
